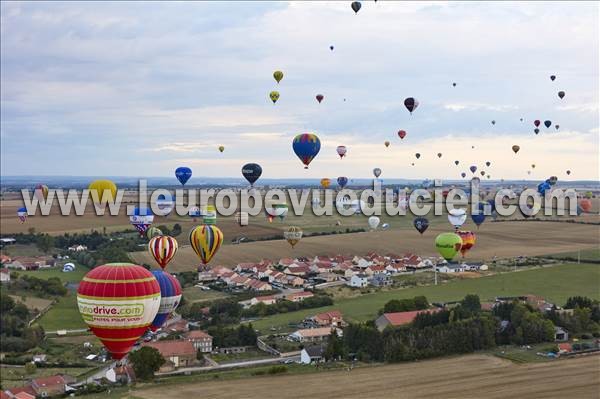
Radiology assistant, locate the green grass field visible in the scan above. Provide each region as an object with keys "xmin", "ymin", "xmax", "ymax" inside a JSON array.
[
  {"xmin": 182, "ymin": 286, "xmax": 230, "ymax": 303},
  {"xmin": 36, "ymin": 292, "xmax": 86, "ymax": 331},
  {"xmin": 17, "ymin": 264, "xmax": 89, "ymax": 284},
  {"xmin": 251, "ymin": 264, "xmax": 600, "ymax": 333},
  {"xmin": 547, "ymin": 248, "xmax": 600, "ymax": 262}
]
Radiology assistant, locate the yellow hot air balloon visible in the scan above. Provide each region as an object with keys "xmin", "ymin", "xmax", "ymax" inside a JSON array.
[
  {"xmin": 273, "ymin": 70, "xmax": 284, "ymax": 84},
  {"xmin": 284, "ymin": 226, "xmax": 303, "ymax": 248},
  {"xmin": 88, "ymin": 180, "xmax": 117, "ymax": 203},
  {"xmin": 320, "ymin": 178, "xmax": 331, "ymax": 189},
  {"xmin": 189, "ymin": 225, "xmax": 223, "ymax": 265},
  {"xmin": 218, "ymin": 145, "xmax": 225, "ymax": 153},
  {"xmin": 269, "ymin": 91, "xmax": 280, "ymax": 104}
]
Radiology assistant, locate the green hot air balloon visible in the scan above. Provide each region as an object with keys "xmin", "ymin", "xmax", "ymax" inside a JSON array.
[
  {"xmin": 435, "ymin": 232, "xmax": 463, "ymax": 262},
  {"xmin": 273, "ymin": 70, "xmax": 283, "ymax": 84},
  {"xmin": 146, "ymin": 227, "xmax": 163, "ymax": 240},
  {"xmin": 269, "ymin": 91, "xmax": 280, "ymax": 104}
]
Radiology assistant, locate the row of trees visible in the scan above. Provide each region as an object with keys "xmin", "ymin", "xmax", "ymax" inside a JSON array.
[
  {"xmin": 380, "ymin": 296, "xmax": 429, "ymax": 314},
  {"xmin": 206, "ymin": 324, "xmax": 258, "ymax": 348},
  {"xmin": 8, "ymin": 274, "xmax": 67, "ymax": 297},
  {"xmin": 242, "ymin": 295, "xmax": 334, "ymax": 318},
  {"xmin": 0, "ymin": 293, "xmax": 45, "ymax": 353}
]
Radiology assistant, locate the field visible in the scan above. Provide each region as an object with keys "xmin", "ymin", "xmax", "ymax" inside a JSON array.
[
  {"xmin": 0, "ymin": 366, "xmax": 93, "ymax": 389},
  {"xmin": 9, "ymin": 294, "xmax": 53, "ymax": 312},
  {"xmin": 132, "ymin": 354, "xmax": 600, "ymax": 399},
  {"xmin": 250, "ymin": 264, "xmax": 600, "ymax": 333},
  {"xmin": 181, "ymin": 286, "xmax": 230, "ymax": 303},
  {"xmin": 130, "ymin": 220, "xmax": 600, "ymax": 272},
  {"xmin": 36, "ymin": 292, "xmax": 86, "ymax": 331},
  {"xmin": 17, "ymin": 264, "xmax": 89, "ymax": 284}
]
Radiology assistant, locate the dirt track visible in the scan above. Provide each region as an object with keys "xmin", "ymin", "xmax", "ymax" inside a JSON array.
[
  {"xmin": 133, "ymin": 354, "xmax": 600, "ymax": 399},
  {"xmin": 130, "ymin": 221, "xmax": 600, "ymax": 272}
]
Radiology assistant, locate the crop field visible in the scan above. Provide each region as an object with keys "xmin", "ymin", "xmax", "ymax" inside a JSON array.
[
  {"xmin": 249, "ymin": 264, "xmax": 600, "ymax": 334},
  {"xmin": 132, "ymin": 354, "xmax": 600, "ymax": 399},
  {"xmin": 130, "ymin": 220, "xmax": 600, "ymax": 272}
]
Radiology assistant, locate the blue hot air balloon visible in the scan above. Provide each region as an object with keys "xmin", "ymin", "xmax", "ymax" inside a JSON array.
[
  {"xmin": 242, "ymin": 163, "xmax": 262, "ymax": 186},
  {"xmin": 149, "ymin": 270, "xmax": 182, "ymax": 332},
  {"xmin": 337, "ymin": 176, "xmax": 349, "ymax": 189},
  {"xmin": 538, "ymin": 182, "xmax": 551, "ymax": 196},
  {"xmin": 292, "ymin": 133, "xmax": 321, "ymax": 169},
  {"xmin": 471, "ymin": 202, "xmax": 487, "ymax": 228},
  {"xmin": 175, "ymin": 167, "xmax": 192, "ymax": 186}
]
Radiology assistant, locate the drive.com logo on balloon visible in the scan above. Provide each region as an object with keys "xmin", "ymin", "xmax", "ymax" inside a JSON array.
[{"xmin": 78, "ymin": 301, "xmax": 144, "ymax": 323}]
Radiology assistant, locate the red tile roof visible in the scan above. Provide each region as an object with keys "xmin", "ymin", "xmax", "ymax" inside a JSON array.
[
  {"xmin": 14, "ymin": 393, "xmax": 36, "ymax": 399},
  {"xmin": 382, "ymin": 309, "xmax": 440, "ymax": 326},
  {"xmin": 186, "ymin": 330, "xmax": 212, "ymax": 340},
  {"xmin": 558, "ymin": 343, "xmax": 572, "ymax": 352},
  {"xmin": 291, "ymin": 291, "xmax": 314, "ymax": 298},
  {"xmin": 143, "ymin": 340, "xmax": 196, "ymax": 357},
  {"xmin": 314, "ymin": 310, "xmax": 343, "ymax": 323},
  {"xmin": 32, "ymin": 375, "xmax": 65, "ymax": 389},
  {"xmin": 6, "ymin": 386, "xmax": 36, "ymax": 397}
]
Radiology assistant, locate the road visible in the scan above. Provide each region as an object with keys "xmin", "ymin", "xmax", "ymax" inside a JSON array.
[{"xmin": 157, "ymin": 355, "xmax": 300, "ymax": 376}]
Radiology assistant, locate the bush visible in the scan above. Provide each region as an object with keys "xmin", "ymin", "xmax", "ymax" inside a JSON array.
[{"xmin": 267, "ymin": 365, "xmax": 288, "ymax": 375}]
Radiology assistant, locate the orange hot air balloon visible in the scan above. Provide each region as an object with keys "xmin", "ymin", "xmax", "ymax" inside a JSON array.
[
  {"xmin": 77, "ymin": 263, "xmax": 161, "ymax": 360},
  {"xmin": 457, "ymin": 231, "xmax": 476, "ymax": 257},
  {"xmin": 148, "ymin": 235, "xmax": 178, "ymax": 270},
  {"xmin": 320, "ymin": 178, "xmax": 331, "ymax": 189}
]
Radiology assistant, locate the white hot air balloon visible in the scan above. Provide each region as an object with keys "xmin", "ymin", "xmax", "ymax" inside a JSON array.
[
  {"xmin": 448, "ymin": 208, "xmax": 467, "ymax": 230},
  {"xmin": 368, "ymin": 216, "xmax": 380, "ymax": 230}
]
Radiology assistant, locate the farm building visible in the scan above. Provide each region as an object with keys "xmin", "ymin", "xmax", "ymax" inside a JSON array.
[
  {"xmin": 300, "ymin": 345, "xmax": 326, "ymax": 364},
  {"xmin": 289, "ymin": 327, "xmax": 337, "ymax": 343},
  {"xmin": 375, "ymin": 309, "xmax": 441, "ymax": 331},
  {"xmin": 142, "ymin": 340, "xmax": 196, "ymax": 371}
]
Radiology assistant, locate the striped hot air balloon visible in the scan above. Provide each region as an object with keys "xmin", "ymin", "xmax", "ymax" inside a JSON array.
[
  {"xmin": 77, "ymin": 263, "xmax": 160, "ymax": 360},
  {"xmin": 148, "ymin": 235, "xmax": 178, "ymax": 270},
  {"xmin": 457, "ymin": 231, "xmax": 476, "ymax": 257},
  {"xmin": 189, "ymin": 225, "xmax": 224, "ymax": 265},
  {"xmin": 292, "ymin": 133, "xmax": 321, "ymax": 169},
  {"xmin": 149, "ymin": 270, "xmax": 182, "ymax": 332}
]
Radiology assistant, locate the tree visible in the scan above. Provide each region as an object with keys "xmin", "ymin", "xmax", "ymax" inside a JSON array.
[
  {"xmin": 24, "ymin": 362, "xmax": 37, "ymax": 375},
  {"xmin": 36, "ymin": 234, "xmax": 55, "ymax": 254},
  {"xmin": 128, "ymin": 347, "xmax": 165, "ymax": 381},
  {"xmin": 460, "ymin": 294, "xmax": 482, "ymax": 314},
  {"xmin": 325, "ymin": 331, "xmax": 344, "ymax": 361},
  {"xmin": 0, "ymin": 293, "xmax": 15, "ymax": 312}
]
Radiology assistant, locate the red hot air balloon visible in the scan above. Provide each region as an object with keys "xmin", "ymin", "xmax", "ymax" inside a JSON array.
[
  {"xmin": 398, "ymin": 130, "xmax": 407, "ymax": 139},
  {"xmin": 457, "ymin": 231, "xmax": 476, "ymax": 257},
  {"xmin": 316, "ymin": 94, "xmax": 324, "ymax": 103},
  {"xmin": 534, "ymin": 120, "xmax": 541, "ymax": 127},
  {"xmin": 148, "ymin": 235, "xmax": 178, "ymax": 270},
  {"xmin": 77, "ymin": 263, "xmax": 161, "ymax": 360}
]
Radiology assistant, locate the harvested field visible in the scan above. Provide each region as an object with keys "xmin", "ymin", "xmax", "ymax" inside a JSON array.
[{"xmin": 133, "ymin": 354, "xmax": 600, "ymax": 399}]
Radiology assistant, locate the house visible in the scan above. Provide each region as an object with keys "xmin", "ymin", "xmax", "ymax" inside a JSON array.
[
  {"xmin": 284, "ymin": 275, "xmax": 305, "ymax": 287},
  {"xmin": 354, "ymin": 258, "xmax": 372, "ymax": 269},
  {"xmin": 316, "ymin": 272, "xmax": 339, "ymax": 283},
  {"xmin": 554, "ymin": 326, "xmax": 569, "ymax": 342},
  {"xmin": 240, "ymin": 295, "xmax": 277, "ymax": 308},
  {"xmin": 370, "ymin": 273, "xmax": 392, "ymax": 287},
  {"xmin": 31, "ymin": 375, "xmax": 69, "ymax": 397},
  {"xmin": 165, "ymin": 317, "xmax": 189, "ymax": 333},
  {"xmin": 32, "ymin": 354, "xmax": 47, "ymax": 364},
  {"xmin": 557, "ymin": 343, "xmax": 572, "ymax": 354},
  {"xmin": 278, "ymin": 258, "xmax": 296, "ymax": 267},
  {"xmin": 5, "ymin": 386, "xmax": 37, "ymax": 399},
  {"xmin": 289, "ymin": 327, "xmax": 336, "ymax": 343},
  {"xmin": 344, "ymin": 268, "xmax": 359, "ymax": 279},
  {"xmin": 1, "ymin": 254, "xmax": 12, "ymax": 265},
  {"xmin": 386, "ymin": 263, "xmax": 407, "ymax": 274},
  {"xmin": 287, "ymin": 291, "xmax": 314, "ymax": 302},
  {"xmin": 348, "ymin": 273, "xmax": 369, "ymax": 288},
  {"xmin": 312, "ymin": 311, "xmax": 344, "ymax": 327},
  {"xmin": 5, "ymin": 256, "xmax": 55, "ymax": 271},
  {"xmin": 300, "ymin": 345, "xmax": 326, "ymax": 364},
  {"xmin": 0, "ymin": 268, "xmax": 10, "ymax": 283},
  {"xmin": 217, "ymin": 346, "xmax": 250, "ymax": 354},
  {"xmin": 284, "ymin": 264, "xmax": 311, "ymax": 277},
  {"xmin": 185, "ymin": 330, "xmax": 213, "ymax": 353},
  {"xmin": 245, "ymin": 278, "xmax": 272, "ymax": 291},
  {"xmin": 142, "ymin": 340, "xmax": 196, "ymax": 371},
  {"xmin": 375, "ymin": 309, "xmax": 441, "ymax": 331},
  {"xmin": 235, "ymin": 262, "xmax": 257, "ymax": 273},
  {"xmin": 67, "ymin": 244, "xmax": 87, "ymax": 252},
  {"xmin": 105, "ymin": 365, "xmax": 135, "ymax": 384},
  {"xmin": 436, "ymin": 263, "xmax": 465, "ymax": 273}
]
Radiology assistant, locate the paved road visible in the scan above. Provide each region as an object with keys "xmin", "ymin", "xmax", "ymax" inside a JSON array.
[{"xmin": 157, "ymin": 355, "xmax": 300, "ymax": 376}]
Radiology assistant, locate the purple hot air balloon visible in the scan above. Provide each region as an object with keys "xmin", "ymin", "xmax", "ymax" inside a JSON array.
[{"xmin": 470, "ymin": 165, "xmax": 477, "ymax": 174}]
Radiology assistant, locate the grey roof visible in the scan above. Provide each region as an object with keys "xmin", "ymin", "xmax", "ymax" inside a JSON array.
[{"xmin": 304, "ymin": 345, "xmax": 325, "ymax": 357}]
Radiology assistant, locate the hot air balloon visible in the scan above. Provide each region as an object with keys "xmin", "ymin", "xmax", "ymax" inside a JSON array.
[
  {"xmin": 537, "ymin": 182, "xmax": 551, "ymax": 196},
  {"xmin": 203, "ymin": 205, "xmax": 217, "ymax": 225},
  {"xmin": 544, "ymin": 120, "xmax": 552, "ymax": 128},
  {"xmin": 17, "ymin": 207, "xmax": 27, "ymax": 223},
  {"xmin": 293, "ymin": 133, "xmax": 321, "ymax": 169},
  {"xmin": 384, "ymin": 141, "xmax": 390, "ymax": 148},
  {"xmin": 373, "ymin": 168, "xmax": 382, "ymax": 178},
  {"xmin": 491, "ymin": 120, "xmax": 496, "ymax": 125},
  {"xmin": 34, "ymin": 184, "xmax": 49, "ymax": 202},
  {"xmin": 579, "ymin": 199, "xmax": 592, "ymax": 213},
  {"xmin": 218, "ymin": 145, "xmax": 225, "ymax": 153},
  {"xmin": 148, "ymin": 235, "xmax": 178, "ymax": 270},
  {"xmin": 77, "ymin": 263, "xmax": 160, "ymax": 360},
  {"xmin": 368, "ymin": 216, "xmax": 380, "ymax": 230},
  {"xmin": 189, "ymin": 225, "xmax": 224, "ymax": 265},
  {"xmin": 558, "ymin": 91, "xmax": 565, "ymax": 99},
  {"xmin": 512, "ymin": 145, "xmax": 520, "ymax": 154},
  {"xmin": 130, "ymin": 207, "xmax": 154, "ymax": 236},
  {"xmin": 273, "ymin": 70, "xmax": 283, "ymax": 84},
  {"xmin": 470, "ymin": 165, "xmax": 477, "ymax": 174},
  {"xmin": 480, "ymin": 171, "xmax": 485, "ymax": 176},
  {"xmin": 566, "ymin": 170, "xmax": 571, "ymax": 176},
  {"xmin": 88, "ymin": 180, "xmax": 117, "ymax": 204},
  {"xmin": 149, "ymin": 270, "xmax": 182, "ymax": 332},
  {"xmin": 413, "ymin": 217, "xmax": 429, "ymax": 235},
  {"xmin": 284, "ymin": 226, "xmax": 303, "ymax": 248},
  {"xmin": 485, "ymin": 161, "xmax": 491, "ymax": 167},
  {"xmin": 534, "ymin": 120, "xmax": 541, "ymax": 127},
  {"xmin": 381, "ymin": 223, "xmax": 390, "ymax": 230},
  {"xmin": 337, "ymin": 176, "xmax": 349, "ymax": 189},
  {"xmin": 269, "ymin": 91, "xmax": 280, "ymax": 104},
  {"xmin": 531, "ymin": 164, "xmax": 536, "ymax": 169},
  {"xmin": 404, "ymin": 97, "xmax": 419, "ymax": 114},
  {"xmin": 457, "ymin": 231, "xmax": 476, "ymax": 257},
  {"xmin": 435, "ymin": 233, "xmax": 463, "ymax": 262},
  {"xmin": 555, "ymin": 124, "xmax": 560, "ymax": 130},
  {"xmin": 520, "ymin": 118, "xmax": 524, "ymax": 122},
  {"xmin": 320, "ymin": 178, "xmax": 331, "ymax": 189},
  {"xmin": 316, "ymin": 94, "xmax": 324, "ymax": 103},
  {"xmin": 398, "ymin": 130, "xmax": 407, "ymax": 139},
  {"xmin": 550, "ymin": 75, "xmax": 556, "ymax": 81},
  {"xmin": 351, "ymin": 1, "xmax": 361, "ymax": 13},
  {"xmin": 336, "ymin": 145, "xmax": 347, "ymax": 159},
  {"xmin": 415, "ymin": 153, "xmax": 421, "ymax": 159},
  {"xmin": 461, "ymin": 172, "xmax": 466, "ymax": 178},
  {"xmin": 448, "ymin": 208, "xmax": 467, "ymax": 230},
  {"xmin": 471, "ymin": 204, "xmax": 486, "ymax": 228},
  {"xmin": 146, "ymin": 227, "xmax": 163, "ymax": 240},
  {"xmin": 242, "ymin": 163, "xmax": 262, "ymax": 186},
  {"xmin": 175, "ymin": 167, "xmax": 192, "ymax": 186},
  {"xmin": 437, "ymin": 153, "xmax": 442, "ymax": 158},
  {"xmin": 411, "ymin": 163, "xmax": 415, "ymax": 166},
  {"xmin": 534, "ymin": 128, "xmax": 540, "ymax": 135},
  {"xmin": 452, "ymin": 82, "xmax": 457, "ymax": 87},
  {"xmin": 330, "ymin": 45, "xmax": 334, "ymax": 51},
  {"xmin": 455, "ymin": 160, "xmax": 459, "ymax": 166}
]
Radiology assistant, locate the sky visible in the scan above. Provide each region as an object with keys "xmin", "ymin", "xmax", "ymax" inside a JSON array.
[{"xmin": 1, "ymin": 1, "xmax": 598, "ymax": 180}]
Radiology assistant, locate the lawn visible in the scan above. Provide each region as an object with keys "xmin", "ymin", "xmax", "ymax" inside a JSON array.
[
  {"xmin": 17, "ymin": 264, "xmax": 89, "ymax": 284},
  {"xmin": 36, "ymin": 291, "xmax": 86, "ymax": 331},
  {"xmin": 0, "ymin": 366, "xmax": 94, "ymax": 389},
  {"xmin": 210, "ymin": 348, "xmax": 275, "ymax": 364},
  {"xmin": 250, "ymin": 263, "xmax": 600, "ymax": 334},
  {"xmin": 9, "ymin": 294, "xmax": 53, "ymax": 312},
  {"xmin": 0, "ymin": 244, "xmax": 46, "ymax": 257},
  {"xmin": 182, "ymin": 286, "xmax": 230, "ymax": 303},
  {"xmin": 546, "ymin": 248, "xmax": 600, "ymax": 263}
]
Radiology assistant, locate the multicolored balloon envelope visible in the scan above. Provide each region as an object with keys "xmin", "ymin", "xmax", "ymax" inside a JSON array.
[
  {"xmin": 34, "ymin": 184, "xmax": 49, "ymax": 201},
  {"xmin": 435, "ymin": 233, "xmax": 463, "ymax": 262},
  {"xmin": 284, "ymin": 226, "xmax": 303, "ymax": 248},
  {"xmin": 336, "ymin": 145, "xmax": 347, "ymax": 159},
  {"xmin": 189, "ymin": 225, "xmax": 224, "ymax": 265},
  {"xmin": 148, "ymin": 235, "xmax": 178, "ymax": 270},
  {"xmin": 17, "ymin": 207, "xmax": 27, "ymax": 223},
  {"xmin": 413, "ymin": 217, "xmax": 429, "ymax": 235},
  {"xmin": 130, "ymin": 207, "xmax": 154, "ymax": 236},
  {"xmin": 457, "ymin": 231, "xmax": 476, "ymax": 257},
  {"xmin": 149, "ymin": 270, "xmax": 182, "ymax": 332},
  {"xmin": 293, "ymin": 133, "xmax": 321, "ymax": 169},
  {"xmin": 77, "ymin": 263, "xmax": 161, "ymax": 360}
]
